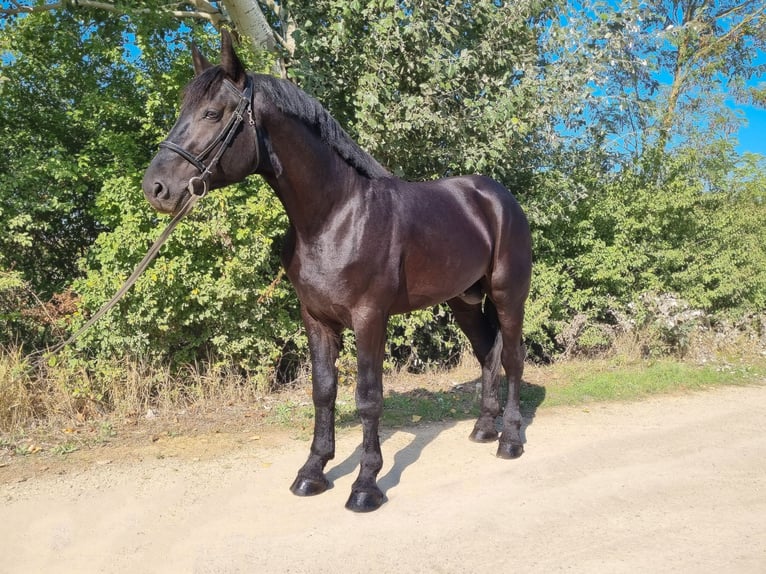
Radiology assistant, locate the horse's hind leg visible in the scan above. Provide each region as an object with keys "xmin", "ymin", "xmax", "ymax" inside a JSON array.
[
  {"xmin": 447, "ymin": 295, "xmax": 503, "ymax": 442},
  {"xmin": 488, "ymin": 206, "xmax": 532, "ymax": 459},
  {"xmin": 290, "ymin": 306, "xmax": 341, "ymax": 497},
  {"xmin": 493, "ymin": 296, "xmax": 527, "ymax": 459}
]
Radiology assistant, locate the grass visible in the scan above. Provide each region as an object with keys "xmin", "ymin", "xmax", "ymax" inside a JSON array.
[
  {"xmin": 1, "ymin": 343, "xmax": 765, "ymax": 461},
  {"xmin": 372, "ymin": 356, "xmax": 766, "ymax": 427},
  {"xmin": 528, "ymin": 357, "xmax": 765, "ymax": 408},
  {"xmin": 262, "ymin": 354, "xmax": 766, "ymax": 431}
]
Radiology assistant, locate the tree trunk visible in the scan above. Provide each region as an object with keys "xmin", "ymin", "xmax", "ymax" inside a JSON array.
[{"xmin": 221, "ymin": 0, "xmax": 277, "ymax": 52}]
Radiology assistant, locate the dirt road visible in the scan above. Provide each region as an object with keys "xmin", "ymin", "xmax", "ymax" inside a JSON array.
[{"xmin": 2, "ymin": 384, "xmax": 765, "ymax": 573}]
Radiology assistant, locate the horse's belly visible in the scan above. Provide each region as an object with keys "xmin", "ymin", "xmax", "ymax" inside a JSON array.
[{"xmin": 392, "ymin": 243, "xmax": 490, "ymax": 313}]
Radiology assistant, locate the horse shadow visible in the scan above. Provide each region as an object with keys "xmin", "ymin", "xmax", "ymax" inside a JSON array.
[{"xmin": 325, "ymin": 379, "xmax": 546, "ymax": 497}]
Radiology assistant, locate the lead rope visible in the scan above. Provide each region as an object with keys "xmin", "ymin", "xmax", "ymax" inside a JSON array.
[{"xmin": 46, "ymin": 190, "xmax": 204, "ymax": 356}]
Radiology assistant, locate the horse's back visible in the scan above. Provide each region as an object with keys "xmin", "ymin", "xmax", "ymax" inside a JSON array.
[
  {"xmin": 392, "ymin": 173, "xmax": 524, "ymax": 216},
  {"xmin": 391, "ymin": 174, "xmax": 529, "ymax": 251}
]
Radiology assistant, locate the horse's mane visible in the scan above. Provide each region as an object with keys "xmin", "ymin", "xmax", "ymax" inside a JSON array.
[
  {"xmin": 252, "ymin": 74, "xmax": 390, "ymax": 179},
  {"xmin": 183, "ymin": 68, "xmax": 390, "ymax": 180}
]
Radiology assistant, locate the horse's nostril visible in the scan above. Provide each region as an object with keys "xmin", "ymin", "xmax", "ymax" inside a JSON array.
[{"xmin": 152, "ymin": 181, "xmax": 169, "ymax": 200}]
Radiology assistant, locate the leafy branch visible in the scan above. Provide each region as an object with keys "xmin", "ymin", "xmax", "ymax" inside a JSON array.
[
  {"xmin": 1, "ymin": 0, "xmax": 290, "ymax": 56},
  {"xmin": 2, "ymin": 0, "xmax": 222, "ymax": 22}
]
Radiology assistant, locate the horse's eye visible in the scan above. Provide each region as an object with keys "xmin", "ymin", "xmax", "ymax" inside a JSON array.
[{"xmin": 203, "ymin": 109, "xmax": 221, "ymax": 120}]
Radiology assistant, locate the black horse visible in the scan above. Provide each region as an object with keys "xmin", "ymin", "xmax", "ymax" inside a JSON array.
[{"xmin": 143, "ymin": 31, "xmax": 532, "ymax": 512}]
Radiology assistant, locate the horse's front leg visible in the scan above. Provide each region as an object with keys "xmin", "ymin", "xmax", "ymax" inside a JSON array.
[
  {"xmin": 290, "ymin": 306, "xmax": 341, "ymax": 497},
  {"xmin": 345, "ymin": 311, "xmax": 388, "ymax": 512}
]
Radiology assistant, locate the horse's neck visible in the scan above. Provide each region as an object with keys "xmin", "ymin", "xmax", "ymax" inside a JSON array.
[{"xmin": 262, "ymin": 112, "xmax": 360, "ymax": 239}]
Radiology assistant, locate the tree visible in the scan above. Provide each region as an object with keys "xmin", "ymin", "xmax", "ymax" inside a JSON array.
[
  {"xmin": 515, "ymin": 0, "xmax": 766, "ymax": 354},
  {"xmin": 0, "ymin": 10, "xmax": 156, "ymax": 297},
  {"xmin": 651, "ymin": 0, "xmax": 766, "ymax": 151},
  {"xmin": 541, "ymin": 0, "xmax": 765, "ymax": 163}
]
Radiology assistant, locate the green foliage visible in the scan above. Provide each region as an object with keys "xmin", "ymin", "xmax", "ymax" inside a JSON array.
[
  {"xmin": 1, "ymin": 0, "xmax": 765, "ymax": 386},
  {"xmin": 1, "ymin": 9, "xmax": 305, "ymax": 383},
  {"xmin": 530, "ymin": 141, "xmax": 766, "ymax": 355},
  {"xmin": 290, "ymin": 0, "xmax": 553, "ymax": 185},
  {"xmin": 387, "ymin": 307, "xmax": 463, "ymax": 372},
  {"xmin": 73, "ymin": 177, "xmax": 302, "ymax": 385}
]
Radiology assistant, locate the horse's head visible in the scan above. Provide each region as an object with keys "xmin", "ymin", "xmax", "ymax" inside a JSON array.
[{"xmin": 142, "ymin": 30, "xmax": 259, "ymax": 215}]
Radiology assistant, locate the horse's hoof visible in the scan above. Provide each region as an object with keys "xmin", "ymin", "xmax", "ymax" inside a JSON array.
[
  {"xmin": 469, "ymin": 428, "xmax": 499, "ymax": 443},
  {"xmin": 345, "ymin": 487, "xmax": 385, "ymax": 513},
  {"xmin": 290, "ymin": 475, "xmax": 330, "ymax": 497},
  {"xmin": 496, "ymin": 442, "xmax": 524, "ymax": 459}
]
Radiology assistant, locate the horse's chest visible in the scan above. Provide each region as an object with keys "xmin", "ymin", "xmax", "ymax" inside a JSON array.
[{"xmin": 285, "ymin": 238, "xmax": 395, "ymax": 318}]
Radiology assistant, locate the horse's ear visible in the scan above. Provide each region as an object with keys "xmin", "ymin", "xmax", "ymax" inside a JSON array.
[
  {"xmin": 220, "ymin": 29, "xmax": 244, "ymax": 83},
  {"xmin": 191, "ymin": 43, "xmax": 211, "ymax": 76}
]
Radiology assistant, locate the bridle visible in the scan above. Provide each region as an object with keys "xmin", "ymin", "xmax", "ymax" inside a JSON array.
[{"xmin": 159, "ymin": 75, "xmax": 258, "ymax": 197}]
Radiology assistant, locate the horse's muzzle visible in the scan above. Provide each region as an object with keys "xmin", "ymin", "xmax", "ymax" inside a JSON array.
[{"xmin": 142, "ymin": 171, "xmax": 184, "ymax": 215}]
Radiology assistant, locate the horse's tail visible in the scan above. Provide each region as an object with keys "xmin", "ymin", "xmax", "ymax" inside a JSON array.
[{"xmin": 483, "ymin": 298, "xmax": 503, "ymax": 382}]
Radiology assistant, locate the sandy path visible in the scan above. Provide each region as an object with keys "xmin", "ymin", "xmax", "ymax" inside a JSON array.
[{"xmin": 2, "ymin": 384, "xmax": 765, "ymax": 573}]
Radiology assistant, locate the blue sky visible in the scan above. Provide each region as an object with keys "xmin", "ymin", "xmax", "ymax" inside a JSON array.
[
  {"xmin": 736, "ymin": 104, "xmax": 766, "ymax": 157},
  {"xmin": 732, "ymin": 50, "xmax": 766, "ymax": 157}
]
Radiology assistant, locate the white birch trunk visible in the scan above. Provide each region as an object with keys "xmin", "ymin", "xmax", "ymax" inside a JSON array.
[{"xmin": 221, "ymin": 0, "xmax": 277, "ymax": 52}]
